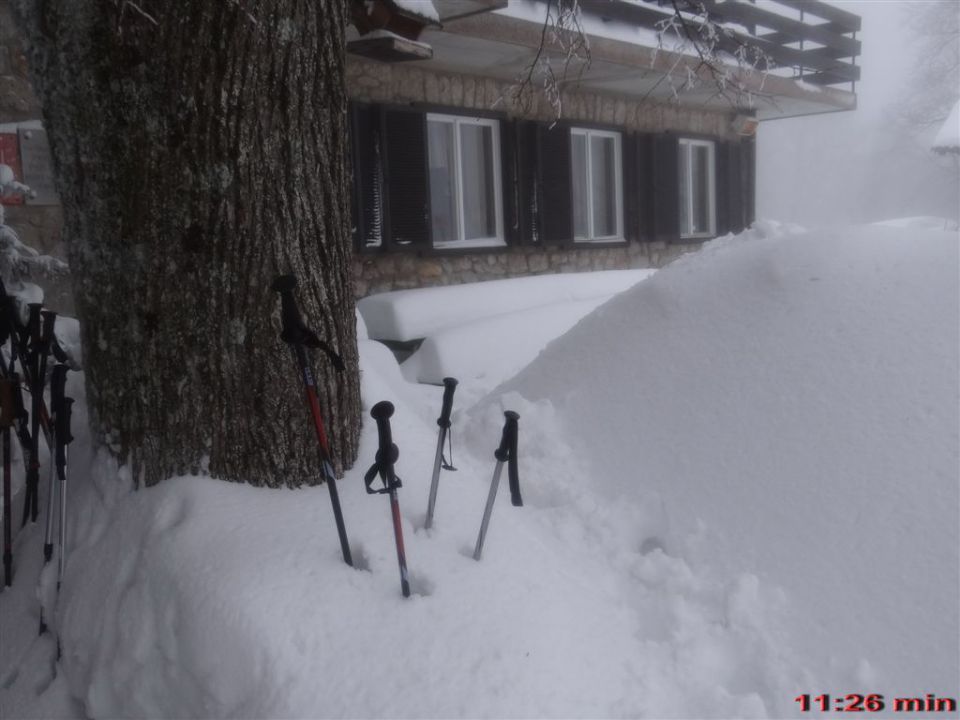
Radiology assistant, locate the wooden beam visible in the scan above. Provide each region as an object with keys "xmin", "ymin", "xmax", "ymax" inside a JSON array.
[
  {"xmin": 699, "ymin": 0, "xmax": 861, "ymax": 56},
  {"xmin": 773, "ymin": 0, "xmax": 861, "ymax": 31}
]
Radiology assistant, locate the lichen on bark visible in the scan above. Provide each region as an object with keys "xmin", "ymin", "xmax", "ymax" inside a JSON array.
[{"xmin": 11, "ymin": 0, "xmax": 362, "ymax": 488}]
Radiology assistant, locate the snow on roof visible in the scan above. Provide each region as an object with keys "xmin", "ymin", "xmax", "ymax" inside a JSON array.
[
  {"xmin": 932, "ymin": 99, "xmax": 960, "ymax": 152},
  {"xmin": 357, "ymin": 269, "xmax": 654, "ymax": 342},
  {"xmin": 390, "ymin": 0, "xmax": 440, "ymax": 25}
]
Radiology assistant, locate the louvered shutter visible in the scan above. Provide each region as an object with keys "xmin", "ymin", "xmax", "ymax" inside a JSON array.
[
  {"xmin": 622, "ymin": 132, "xmax": 638, "ymax": 243},
  {"xmin": 500, "ymin": 118, "xmax": 520, "ymax": 246},
  {"xmin": 349, "ymin": 102, "xmax": 384, "ymax": 250},
  {"xmin": 716, "ymin": 141, "xmax": 732, "ymax": 236},
  {"xmin": 743, "ymin": 136, "xmax": 756, "ymax": 228},
  {"xmin": 515, "ymin": 120, "xmax": 539, "ymax": 245},
  {"xmin": 652, "ymin": 133, "xmax": 680, "ymax": 244},
  {"xmin": 537, "ymin": 122, "xmax": 572, "ymax": 245},
  {"xmin": 382, "ymin": 107, "xmax": 430, "ymax": 249},
  {"xmin": 636, "ymin": 132, "xmax": 655, "ymax": 241}
]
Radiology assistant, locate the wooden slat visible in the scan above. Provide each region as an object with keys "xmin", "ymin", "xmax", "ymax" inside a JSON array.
[
  {"xmin": 587, "ymin": 0, "xmax": 861, "ymax": 87},
  {"xmin": 773, "ymin": 0, "xmax": 861, "ymax": 31},
  {"xmin": 758, "ymin": 21, "xmax": 861, "ymax": 49},
  {"xmin": 699, "ymin": 0, "xmax": 860, "ymax": 57}
]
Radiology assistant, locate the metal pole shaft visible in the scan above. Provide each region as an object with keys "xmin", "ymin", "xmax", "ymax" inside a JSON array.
[
  {"xmin": 424, "ymin": 428, "xmax": 446, "ymax": 530},
  {"xmin": 3, "ymin": 428, "xmax": 11, "ymax": 586},
  {"xmin": 295, "ymin": 346, "xmax": 353, "ymax": 567},
  {"xmin": 473, "ymin": 461, "xmax": 505, "ymax": 561},
  {"xmin": 42, "ymin": 427, "xmax": 56, "ymax": 562},
  {"xmin": 56, "ymin": 447, "xmax": 68, "ymax": 590},
  {"xmin": 389, "ymin": 489, "xmax": 410, "ymax": 597}
]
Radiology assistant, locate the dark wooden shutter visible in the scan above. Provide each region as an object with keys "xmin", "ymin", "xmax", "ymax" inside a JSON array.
[
  {"xmin": 382, "ymin": 107, "xmax": 430, "ymax": 249},
  {"xmin": 516, "ymin": 120, "xmax": 539, "ymax": 245},
  {"xmin": 743, "ymin": 136, "xmax": 756, "ymax": 228},
  {"xmin": 349, "ymin": 102, "xmax": 384, "ymax": 250},
  {"xmin": 537, "ymin": 122, "xmax": 572, "ymax": 245},
  {"xmin": 622, "ymin": 132, "xmax": 638, "ymax": 243},
  {"xmin": 715, "ymin": 140, "xmax": 731, "ymax": 236},
  {"xmin": 636, "ymin": 132, "xmax": 655, "ymax": 241},
  {"xmin": 500, "ymin": 118, "xmax": 520, "ymax": 245},
  {"xmin": 652, "ymin": 133, "xmax": 680, "ymax": 244}
]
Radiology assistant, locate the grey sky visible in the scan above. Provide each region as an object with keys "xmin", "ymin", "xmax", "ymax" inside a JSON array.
[{"xmin": 758, "ymin": 0, "xmax": 959, "ymax": 225}]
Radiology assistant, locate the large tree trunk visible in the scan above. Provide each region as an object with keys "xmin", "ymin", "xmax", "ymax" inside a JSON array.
[{"xmin": 11, "ymin": 0, "xmax": 361, "ymax": 487}]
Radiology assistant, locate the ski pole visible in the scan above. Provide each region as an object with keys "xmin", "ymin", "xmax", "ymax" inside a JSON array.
[
  {"xmin": 55, "ymin": 394, "xmax": 73, "ymax": 592},
  {"xmin": 364, "ymin": 401, "xmax": 410, "ymax": 597},
  {"xmin": 1, "ymin": 378, "xmax": 13, "ymax": 587},
  {"xmin": 271, "ymin": 275, "xmax": 352, "ymax": 567},
  {"xmin": 424, "ymin": 377, "xmax": 458, "ymax": 531},
  {"xmin": 473, "ymin": 411, "xmax": 522, "ymax": 561},
  {"xmin": 21, "ymin": 303, "xmax": 42, "ymax": 526},
  {"xmin": 42, "ymin": 365, "xmax": 67, "ymax": 565}
]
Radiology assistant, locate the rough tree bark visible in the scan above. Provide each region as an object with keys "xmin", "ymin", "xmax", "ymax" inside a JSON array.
[{"xmin": 11, "ymin": 0, "xmax": 361, "ymax": 487}]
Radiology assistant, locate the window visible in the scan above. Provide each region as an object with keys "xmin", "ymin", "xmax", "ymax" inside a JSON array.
[
  {"xmin": 571, "ymin": 128, "xmax": 623, "ymax": 242},
  {"xmin": 679, "ymin": 139, "xmax": 716, "ymax": 238},
  {"xmin": 427, "ymin": 113, "xmax": 503, "ymax": 248}
]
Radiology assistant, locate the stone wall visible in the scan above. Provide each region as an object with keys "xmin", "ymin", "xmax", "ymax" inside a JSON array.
[
  {"xmin": 346, "ymin": 57, "xmax": 739, "ymax": 139},
  {"xmin": 353, "ymin": 241, "xmax": 698, "ymax": 298},
  {"xmin": 347, "ymin": 58, "xmax": 728, "ymax": 297}
]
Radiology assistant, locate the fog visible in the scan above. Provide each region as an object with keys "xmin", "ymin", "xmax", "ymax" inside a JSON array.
[{"xmin": 758, "ymin": 0, "xmax": 959, "ymax": 227}]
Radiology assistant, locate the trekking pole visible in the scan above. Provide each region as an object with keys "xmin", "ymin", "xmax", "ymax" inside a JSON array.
[
  {"xmin": 271, "ymin": 275, "xmax": 352, "ymax": 567},
  {"xmin": 55, "ymin": 394, "xmax": 73, "ymax": 593},
  {"xmin": 473, "ymin": 411, "xmax": 522, "ymax": 561},
  {"xmin": 42, "ymin": 365, "xmax": 66, "ymax": 565},
  {"xmin": 38, "ymin": 365, "xmax": 66, "ymax": 635},
  {"xmin": 424, "ymin": 377, "xmax": 458, "ymax": 531},
  {"xmin": 20, "ymin": 303, "xmax": 42, "ymax": 526},
  {"xmin": 1, "ymin": 378, "xmax": 13, "ymax": 587},
  {"xmin": 41, "ymin": 378, "xmax": 72, "ymax": 644},
  {"xmin": 364, "ymin": 401, "xmax": 410, "ymax": 598}
]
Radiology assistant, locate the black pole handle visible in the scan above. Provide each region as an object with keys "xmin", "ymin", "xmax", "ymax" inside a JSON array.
[
  {"xmin": 366, "ymin": 401, "xmax": 400, "ymax": 493},
  {"xmin": 495, "ymin": 411, "xmax": 518, "ymax": 462},
  {"xmin": 271, "ymin": 274, "xmax": 345, "ymax": 371},
  {"xmin": 27, "ymin": 303, "xmax": 41, "ymax": 347},
  {"xmin": 371, "ymin": 400, "xmax": 395, "ymax": 458},
  {"xmin": 55, "ymin": 398, "xmax": 73, "ymax": 468},
  {"xmin": 40, "ymin": 310, "xmax": 56, "ymax": 350},
  {"xmin": 50, "ymin": 364, "xmax": 68, "ymax": 412},
  {"xmin": 438, "ymin": 377, "xmax": 458, "ymax": 429},
  {"xmin": 0, "ymin": 379, "xmax": 13, "ymax": 430},
  {"xmin": 494, "ymin": 411, "xmax": 522, "ymax": 507}
]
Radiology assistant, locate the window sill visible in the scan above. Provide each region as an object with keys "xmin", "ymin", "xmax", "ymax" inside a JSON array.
[
  {"xmin": 574, "ymin": 236, "xmax": 626, "ymax": 245},
  {"xmin": 433, "ymin": 239, "xmax": 507, "ymax": 251}
]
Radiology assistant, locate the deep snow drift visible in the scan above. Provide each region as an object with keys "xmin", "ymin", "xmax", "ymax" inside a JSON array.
[
  {"xmin": 492, "ymin": 221, "xmax": 960, "ymax": 700},
  {"xmin": 1, "ymin": 222, "xmax": 957, "ymax": 718}
]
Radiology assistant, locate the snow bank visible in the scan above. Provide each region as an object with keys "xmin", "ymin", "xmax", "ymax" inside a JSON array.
[
  {"xmin": 357, "ymin": 269, "xmax": 654, "ymax": 341},
  {"xmin": 5, "ymin": 222, "xmax": 956, "ymax": 719},
  {"xmin": 493, "ymin": 221, "xmax": 960, "ymax": 699},
  {"xmin": 400, "ymin": 296, "xmax": 610, "ymax": 390}
]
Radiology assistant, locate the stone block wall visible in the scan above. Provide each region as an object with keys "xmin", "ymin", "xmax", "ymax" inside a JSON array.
[
  {"xmin": 353, "ymin": 241, "xmax": 697, "ymax": 298},
  {"xmin": 346, "ymin": 58, "xmax": 728, "ymax": 297}
]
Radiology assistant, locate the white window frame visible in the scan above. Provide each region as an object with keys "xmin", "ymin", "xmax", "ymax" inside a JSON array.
[
  {"xmin": 679, "ymin": 138, "xmax": 717, "ymax": 239},
  {"xmin": 571, "ymin": 127, "xmax": 624, "ymax": 243},
  {"xmin": 426, "ymin": 113, "xmax": 504, "ymax": 249}
]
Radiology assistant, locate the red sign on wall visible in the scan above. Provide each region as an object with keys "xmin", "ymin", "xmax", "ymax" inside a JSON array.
[{"xmin": 0, "ymin": 133, "xmax": 24, "ymax": 206}]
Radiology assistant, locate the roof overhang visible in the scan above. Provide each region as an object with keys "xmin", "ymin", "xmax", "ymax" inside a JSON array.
[{"xmin": 347, "ymin": 1, "xmax": 857, "ymax": 121}]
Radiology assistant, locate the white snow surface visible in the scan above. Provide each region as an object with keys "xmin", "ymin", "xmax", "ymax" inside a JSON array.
[
  {"xmin": 1, "ymin": 222, "xmax": 957, "ymax": 718},
  {"xmin": 391, "ymin": 0, "xmax": 439, "ymax": 25},
  {"xmin": 357, "ymin": 269, "xmax": 655, "ymax": 341},
  {"xmin": 400, "ymin": 296, "xmax": 613, "ymax": 393}
]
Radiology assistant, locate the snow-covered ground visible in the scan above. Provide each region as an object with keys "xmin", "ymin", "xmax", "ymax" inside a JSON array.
[{"xmin": 1, "ymin": 222, "xmax": 957, "ymax": 718}]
